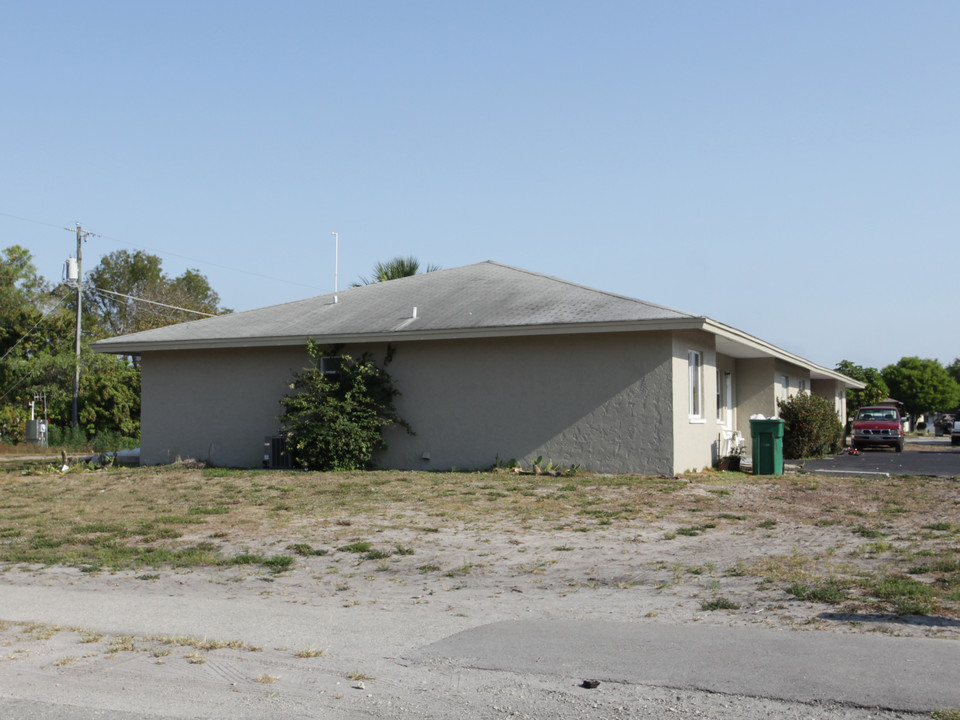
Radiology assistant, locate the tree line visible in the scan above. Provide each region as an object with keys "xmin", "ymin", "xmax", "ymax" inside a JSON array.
[
  {"xmin": 0, "ymin": 245, "xmax": 224, "ymax": 445},
  {"xmin": 836, "ymin": 358, "xmax": 960, "ymax": 419}
]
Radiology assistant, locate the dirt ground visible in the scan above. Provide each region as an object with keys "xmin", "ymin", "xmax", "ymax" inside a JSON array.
[{"xmin": 1, "ymin": 466, "xmax": 958, "ymax": 719}]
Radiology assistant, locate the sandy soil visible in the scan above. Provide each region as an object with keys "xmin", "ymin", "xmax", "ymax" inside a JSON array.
[{"xmin": 2, "ymin": 487, "xmax": 956, "ymax": 720}]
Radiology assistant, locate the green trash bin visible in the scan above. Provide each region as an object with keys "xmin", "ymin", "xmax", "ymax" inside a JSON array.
[{"xmin": 750, "ymin": 418, "xmax": 784, "ymax": 475}]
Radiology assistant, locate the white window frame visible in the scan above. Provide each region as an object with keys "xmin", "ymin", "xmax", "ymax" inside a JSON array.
[
  {"xmin": 717, "ymin": 370, "xmax": 732, "ymax": 428},
  {"xmin": 688, "ymin": 350, "xmax": 704, "ymax": 422}
]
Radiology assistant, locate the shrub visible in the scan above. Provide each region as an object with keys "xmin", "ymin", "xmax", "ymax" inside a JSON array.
[
  {"xmin": 279, "ymin": 342, "xmax": 411, "ymax": 471},
  {"xmin": 43, "ymin": 426, "xmax": 138, "ymax": 452},
  {"xmin": 777, "ymin": 391, "xmax": 842, "ymax": 459},
  {"xmin": 47, "ymin": 425, "xmax": 89, "ymax": 450},
  {"xmin": 91, "ymin": 430, "xmax": 139, "ymax": 453}
]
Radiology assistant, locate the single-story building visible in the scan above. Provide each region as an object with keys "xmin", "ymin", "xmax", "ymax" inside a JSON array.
[{"xmin": 92, "ymin": 261, "xmax": 863, "ymax": 475}]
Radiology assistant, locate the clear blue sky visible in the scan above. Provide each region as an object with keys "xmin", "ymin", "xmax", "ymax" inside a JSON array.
[{"xmin": 3, "ymin": 1, "xmax": 957, "ymax": 371}]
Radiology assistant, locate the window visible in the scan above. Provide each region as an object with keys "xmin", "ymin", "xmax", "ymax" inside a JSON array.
[
  {"xmin": 716, "ymin": 369, "xmax": 722, "ymax": 422},
  {"xmin": 717, "ymin": 370, "xmax": 731, "ymax": 425},
  {"xmin": 688, "ymin": 350, "xmax": 703, "ymax": 420},
  {"xmin": 799, "ymin": 379, "xmax": 807, "ymax": 393},
  {"xmin": 780, "ymin": 375, "xmax": 789, "ymax": 402}
]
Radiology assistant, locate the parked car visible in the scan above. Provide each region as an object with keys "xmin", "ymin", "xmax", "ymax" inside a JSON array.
[
  {"xmin": 953, "ymin": 418, "xmax": 960, "ymax": 447},
  {"xmin": 851, "ymin": 406, "xmax": 904, "ymax": 452}
]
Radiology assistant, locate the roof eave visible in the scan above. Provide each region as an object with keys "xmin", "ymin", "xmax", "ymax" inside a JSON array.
[
  {"xmin": 91, "ymin": 317, "xmax": 865, "ymax": 391},
  {"xmin": 90, "ymin": 317, "xmax": 709, "ymax": 354},
  {"xmin": 705, "ymin": 319, "xmax": 865, "ymax": 389}
]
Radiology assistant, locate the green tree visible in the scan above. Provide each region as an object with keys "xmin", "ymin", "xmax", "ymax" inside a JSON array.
[
  {"xmin": 84, "ymin": 250, "xmax": 163, "ymax": 337},
  {"xmin": 835, "ymin": 360, "xmax": 889, "ymax": 417},
  {"xmin": 77, "ymin": 352, "xmax": 141, "ymax": 438},
  {"xmin": 1, "ymin": 246, "xmax": 223, "ymax": 444},
  {"xmin": 881, "ymin": 357, "xmax": 960, "ymax": 418},
  {"xmin": 279, "ymin": 342, "xmax": 410, "ymax": 470},
  {"xmin": 0, "ymin": 246, "xmax": 76, "ymax": 442},
  {"xmin": 0, "ymin": 245, "xmax": 59, "ymax": 358},
  {"xmin": 85, "ymin": 250, "xmax": 222, "ymax": 338},
  {"xmin": 354, "ymin": 256, "xmax": 440, "ymax": 286},
  {"xmin": 946, "ymin": 358, "xmax": 960, "ymax": 388},
  {"xmin": 166, "ymin": 268, "xmax": 222, "ymax": 315}
]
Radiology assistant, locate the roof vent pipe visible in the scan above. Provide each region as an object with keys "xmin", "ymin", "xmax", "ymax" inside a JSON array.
[{"xmin": 412, "ymin": 307, "xmax": 418, "ymax": 319}]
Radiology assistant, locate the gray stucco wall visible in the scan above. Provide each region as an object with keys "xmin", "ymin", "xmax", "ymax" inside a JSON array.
[
  {"xmin": 378, "ymin": 332, "xmax": 676, "ymax": 475},
  {"xmin": 734, "ymin": 359, "xmax": 844, "ymax": 458},
  {"xmin": 812, "ymin": 378, "xmax": 847, "ymax": 422},
  {"xmin": 670, "ymin": 331, "xmax": 720, "ymax": 473},
  {"xmin": 140, "ymin": 346, "xmax": 308, "ymax": 467},
  {"xmin": 734, "ymin": 357, "xmax": 775, "ymax": 457},
  {"xmin": 139, "ymin": 332, "xmax": 677, "ymax": 474},
  {"xmin": 774, "ymin": 360, "xmax": 810, "ymax": 405}
]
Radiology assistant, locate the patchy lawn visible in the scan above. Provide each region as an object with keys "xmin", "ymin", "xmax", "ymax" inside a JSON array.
[{"xmin": 1, "ymin": 463, "xmax": 958, "ymax": 623}]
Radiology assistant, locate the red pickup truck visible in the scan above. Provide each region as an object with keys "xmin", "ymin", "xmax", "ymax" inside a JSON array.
[{"xmin": 851, "ymin": 406, "xmax": 904, "ymax": 452}]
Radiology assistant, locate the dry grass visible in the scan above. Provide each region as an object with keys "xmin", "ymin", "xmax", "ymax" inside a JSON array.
[
  {"xmin": 0, "ymin": 465, "xmax": 688, "ymax": 568},
  {"xmin": 1, "ymin": 464, "xmax": 958, "ymax": 618},
  {"xmin": 294, "ymin": 647, "xmax": 324, "ymax": 658},
  {"xmin": 0, "ymin": 620, "xmax": 263, "ymax": 666},
  {"xmin": 0, "ymin": 465, "xmax": 955, "ymax": 550}
]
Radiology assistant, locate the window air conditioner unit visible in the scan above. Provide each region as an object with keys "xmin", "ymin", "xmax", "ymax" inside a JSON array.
[{"xmin": 320, "ymin": 356, "xmax": 342, "ymax": 379}]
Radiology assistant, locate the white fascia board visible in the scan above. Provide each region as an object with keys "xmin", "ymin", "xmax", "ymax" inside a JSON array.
[
  {"xmin": 90, "ymin": 318, "xmax": 710, "ymax": 354},
  {"xmin": 705, "ymin": 319, "xmax": 865, "ymax": 389},
  {"xmin": 92, "ymin": 314, "xmax": 865, "ymax": 390}
]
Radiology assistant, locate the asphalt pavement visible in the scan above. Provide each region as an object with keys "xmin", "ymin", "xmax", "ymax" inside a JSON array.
[
  {"xmin": 801, "ymin": 438, "xmax": 960, "ymax": 477},
  {"xmin": 411, "ymin": 619, "xmax": 960, "ymax": 712}
]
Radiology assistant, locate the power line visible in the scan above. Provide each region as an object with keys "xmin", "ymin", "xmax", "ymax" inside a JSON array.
[
  {"xmin": 0, "ymin": 368, "xmax": 38, "ymax": 403},
  {"xmin": 89, "ymin": 286, "xmax": 217, "ymax": 317},
  {"xmin": 0, "ymin": 294, "xmax": 71, "ymax": 364},
  {"xmin": 0, "ymin": 291, "xmax": 72, "ymax": 403},
  {"xmin": 98, "ymin": 231, "xmax": 326, "ymax": 291},
  {"xmin": 0, "ymin": 211, "xmax": 65, "ymax": 230},
  {"xmin": 0, "ymin": 210, "xmax": 325, "ymax": 292}
]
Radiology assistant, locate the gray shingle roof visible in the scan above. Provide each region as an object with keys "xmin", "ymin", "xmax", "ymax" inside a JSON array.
[
  {"xmin": 89, "ymin": 261, "xmax": 865, "ymax": 387},
  {"xmin": 93, "ymin": 261, "xmax": 700, "ymax": 351}
]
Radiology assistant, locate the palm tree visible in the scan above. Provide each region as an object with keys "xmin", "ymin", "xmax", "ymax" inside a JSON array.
[{"xmin": 354, "ymin": 256, "xmax": 440, "ymax": 286}]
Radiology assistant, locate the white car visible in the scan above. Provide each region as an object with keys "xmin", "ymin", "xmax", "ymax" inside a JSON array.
[{"xmin": 953, "ymin": 419, "xmax": 960, "ymax": 446}]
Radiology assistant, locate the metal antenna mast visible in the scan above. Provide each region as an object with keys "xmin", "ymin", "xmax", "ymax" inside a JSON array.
[{"xmin": 332, "ymin": 232, "xmax": 339, "ymax": 304}]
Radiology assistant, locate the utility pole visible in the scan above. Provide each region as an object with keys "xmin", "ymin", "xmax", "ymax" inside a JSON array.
[{"xmin": 66, "ymin": 223, "xmax": 93, "ymax": 428}]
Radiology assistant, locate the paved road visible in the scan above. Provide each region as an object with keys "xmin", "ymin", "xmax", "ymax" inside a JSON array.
[
  {"xmin": 3, "ymin": 583, "xmax": 958, "ymax": 715},
  {"xmin": 802, "ymin": 439, "xmax": 960, "ymax": 477},
  {"xmin": 411, "ymin": 619, "xmax": 960, "ymax": 712}
]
